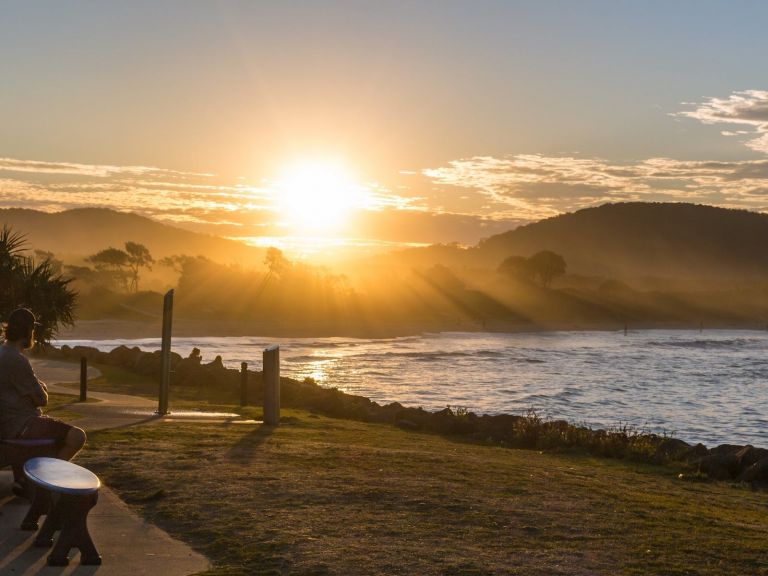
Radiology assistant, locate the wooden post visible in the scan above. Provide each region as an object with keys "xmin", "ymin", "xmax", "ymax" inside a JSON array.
[
  {"xmin": 263, "ymin": 345, "xmax": 280, "ymax": 425},
  {"xmin": 157, "ymin": 289, "xmax": 174, "ymax": 415},
  {"xmin": 240, "ymin": 362, "xmax": 249, "ymax": 407},
  {"xmin": 79, "ymin": 357, "xmax": 87, "ymax": 402}
]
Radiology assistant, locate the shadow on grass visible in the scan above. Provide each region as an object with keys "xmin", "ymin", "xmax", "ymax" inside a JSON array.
[{"xmin": 224, "ymin": 425, "xmax": 275, "ymax": 463}]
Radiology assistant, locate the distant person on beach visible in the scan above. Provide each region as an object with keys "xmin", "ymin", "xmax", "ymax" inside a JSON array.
[{"xmin": 0, "ymin": 308, "xmax": 87, "ymax": 465}]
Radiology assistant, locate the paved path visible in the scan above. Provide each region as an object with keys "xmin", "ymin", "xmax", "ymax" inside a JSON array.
[{"xmin": 0, "ymin": 359, "xmax": 211, "ymax": 575}]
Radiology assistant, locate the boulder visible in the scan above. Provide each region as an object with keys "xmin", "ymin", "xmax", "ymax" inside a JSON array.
[
  {"xmin": 738, "ymin": 457, "xmax": 768, "ymax": 483},
  {"xmin": 698, "ymin": 448, "xmax": 741, "ymax": 480},
  {"xmin": 107, "ymin": 345, "xmax": 143, "ymax": 367},
  {"xmin": 653, "ymin": 437, "xmax": 691, "ymax": 461},
  {"xmin": 733, "ymin": 445, "xmax": 768, "ymax": 469}
]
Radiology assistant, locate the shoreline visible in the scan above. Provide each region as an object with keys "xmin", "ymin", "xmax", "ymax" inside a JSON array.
[
  {"xmin": 57, "ymin": 318, "xmax": 768, "ymax": 341},
  {"xmin": 40, "ymin": 342, "xmax": 768, "ymax": 487}
]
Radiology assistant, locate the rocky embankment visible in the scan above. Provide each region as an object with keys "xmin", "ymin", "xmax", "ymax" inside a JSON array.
[{"xmin": 43, "ymin": 344, "xmax": 768, "ymax": 487}]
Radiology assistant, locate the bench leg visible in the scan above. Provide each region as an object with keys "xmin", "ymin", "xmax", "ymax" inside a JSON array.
[
  {"xmin": 47, "ymin": 492, "xmax": 101, "ymax": 567},
  {"xmin": 33, "ymin": 493, "xmax": 64, "ymax": 547},
  {"xmin": 21, "ymin": 486, "xmax": 52, "ymax": 531}
]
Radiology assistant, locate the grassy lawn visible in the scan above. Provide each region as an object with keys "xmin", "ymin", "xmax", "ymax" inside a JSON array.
[
  {"xmin": 58, "ymin": 362, "xmax": 161, "ymax": 400},
  {"xmin": 78, "ymin": 409, "xmax": 768, "ymax": 576}
]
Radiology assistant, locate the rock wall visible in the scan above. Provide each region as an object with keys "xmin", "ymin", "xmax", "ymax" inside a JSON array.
[{"xmin": 41, "ymin": 345, "xmax": 768, "ymax": 487}]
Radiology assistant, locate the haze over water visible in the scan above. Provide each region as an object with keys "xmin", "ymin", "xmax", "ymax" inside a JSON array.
[{"xmin": 58, "ymin": 329, "xmax": 768, "ymax": 447}]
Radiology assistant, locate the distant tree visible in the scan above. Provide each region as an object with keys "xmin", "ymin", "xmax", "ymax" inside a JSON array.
[
  {"xmin": 159, "ymin": 254, "xmax": 187, "ymax": 274},
  {"xmin": 498, "ymin": 255, "xmax": 535, "ymax": 282},
  {"xmin": 124, "ymin": 241, "xmax": 154, "ymax": 292},
  {"xmin": 87, "ymin": 241, "xmax": 153, "ymax": 292},
  {"xmin": 87, "ymin": 247, "xmax": 131, "ymax": 291},
  {"xmin": 498, "ymin": 251, "xmax": 566, "ymax": 288},
  {"xmin": 34, "ymin": 250, "xmax": 63, "ymax": 274},
  {"xmin": 528, "ymin": 250, "xmax": 566, "ymax": 288},
  {"xmin": 264, "ymin": 247, "xmax": 290, "ymax": 278},
  {"xmin": 0, "ymin": 226, "xmax": 77, "ymax": 345}
]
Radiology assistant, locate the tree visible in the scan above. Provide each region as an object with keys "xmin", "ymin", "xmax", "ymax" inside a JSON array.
[
  {"xmin": 0, "ymin": 226, "xmax": 77, "ymax": 345},
  {"xmin": 498, "ymin": 251, "xmax": 566, "ymax": 288},
  {"xmin": 498, "ymin": 255, "xmax": 535, "ymax": 282},
  {"xmin": 264, "ymin": 247, "xmax": 290, "ymax": 278},
  {"xmin": 87, "ymin": 241, "xmax": 153, "ymax": 292},
  {"xmin": 528, "ymin": 250, "xmax": 567, "ymax": 288},
  {"xmin": 87, "ymin": 247, "xmax": 131, "ymax": 291},
  {"xmin": 124, "ymin": 241, "xmax": 153, "ymax": 292}
]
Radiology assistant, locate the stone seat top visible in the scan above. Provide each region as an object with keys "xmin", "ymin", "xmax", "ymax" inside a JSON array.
[{"xmin": 24, "ymin": 457, "xmax": 101, "ymax": 495}]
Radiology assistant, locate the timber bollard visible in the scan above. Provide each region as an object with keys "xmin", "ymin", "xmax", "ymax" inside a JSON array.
[
  {"xmin": 157, "ymin": 289, "xmax": 174, "ymax": 415},
  {"xmin": 263, "ymin": 345, "xmax": 280, "ymax": 425},
  {"xmin": 240, "ymin": 362, "xmax": 249, "ymax": 407},
  {"xmin": 79, "ymin": 357, "xmax": 87, "ymax": 402}
]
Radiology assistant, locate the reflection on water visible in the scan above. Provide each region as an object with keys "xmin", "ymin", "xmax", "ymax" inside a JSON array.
[{"xmin": 56, "ymin": 330, "xmax": 768, "ymax": 446}]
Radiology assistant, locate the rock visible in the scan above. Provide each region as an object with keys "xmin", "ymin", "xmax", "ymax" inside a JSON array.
[
  {"xmin": 134, "ymin": 350, "xmax": 162, "ymax": 375},
  {"xmin": 733, "ymin": 445, "xmax": 768, "ymax": 469},
  {"xmin": 682, "ymin": 443, "xmax": 709, "ymax": 461},
  {"xmin": 70, "ymin": 346, "xmax": 102, "ymax": 362},
  {"xmin": 107, "ymin": 345, "xmax": 142, "ymax": 366},
  {"xmin": 698, "ymin": 451, "xmax": 740, "ymax": 480},
  {"xmin": 204, "ymin": 355, "xmax": 226, "ymax": 370},
  {"xmin": 738, "ymin": 457, "xmax": 768, "ymax": 483},
  {"xmin": 709, "ymin": 444, "xmax": 743, "ymax": 456},
  {"xmin": 653, "ymin": 437, "xmax": 691, "ymax": 461}
]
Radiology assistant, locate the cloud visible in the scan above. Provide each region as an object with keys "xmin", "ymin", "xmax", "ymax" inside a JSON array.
[
  {"xmin": 0, "ymin": 157, "xmax": 215, "ymax": 179},
  {"xmin": 675, "ymin": 90, "xmax": 768, "ymax": 154},
  {"xmin": 0, "ymin": 156, "xmax": 440, "ymax": 250},
  {"xmin": 423, "ymin": 154, "xmax": 768, "ymax": 219}
]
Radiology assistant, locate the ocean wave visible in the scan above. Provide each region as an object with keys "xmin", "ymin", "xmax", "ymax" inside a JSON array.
[{"xmin": 647, "ymin": 338, "xmax": 759, "ymax": 349}]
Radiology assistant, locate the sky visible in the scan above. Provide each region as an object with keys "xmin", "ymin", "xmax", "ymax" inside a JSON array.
[{"xmin": 2, "ymin": 1, "xmax": 768, "ymax": 258}]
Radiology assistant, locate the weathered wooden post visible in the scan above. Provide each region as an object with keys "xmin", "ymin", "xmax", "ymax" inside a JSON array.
[
  {"xmin": 263, "ymin": 345, "xmax": 280, "ymax": 425},
  {"xmin": 240, "ymin": 362, "xmax": 249, "ymax": 407},
  {"xmin": 157, "ymin": 289, "xmax": 174, "ymax": 415},
  {"xmin": 79, "ymin": 357, "xmax": 87, "ymax": 402}
]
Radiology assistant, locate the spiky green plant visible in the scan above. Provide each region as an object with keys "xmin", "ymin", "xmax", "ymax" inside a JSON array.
[{"xmin": 0, "ymin": 225, "xmax": 77, "ymax": 345}]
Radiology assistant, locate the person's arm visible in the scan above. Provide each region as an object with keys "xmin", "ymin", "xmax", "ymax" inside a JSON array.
[{"xmin": 13, "ymin": 356, "xmax": 48, "ymax": 407}]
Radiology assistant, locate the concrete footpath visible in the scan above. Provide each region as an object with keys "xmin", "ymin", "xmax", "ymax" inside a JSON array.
[{"xmin": 0, "ymin": 359, "xmax": 211, "ymax": 576}]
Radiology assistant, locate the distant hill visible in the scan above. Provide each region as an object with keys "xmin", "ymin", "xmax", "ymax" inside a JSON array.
[
  {"xmin": 390, "ymin": 203, "xmax": 768, "ymax": 288},
  {"xmin": 0, "ymin": 207, "xmax": 265, "ymax": 265}
]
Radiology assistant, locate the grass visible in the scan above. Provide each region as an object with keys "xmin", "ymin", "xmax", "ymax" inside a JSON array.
[
  {"xmin": 66, "ymin": 362, "xmax": 160, "ymax": 399},
  {"xmin": 78, "ymin": 409, "xmax": 768, "ymax": 576}
]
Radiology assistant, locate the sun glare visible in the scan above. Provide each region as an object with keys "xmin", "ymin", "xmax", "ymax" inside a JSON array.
[{"xmin": 274, "ymin": 161, "xmax": 362, "ymax": 233}]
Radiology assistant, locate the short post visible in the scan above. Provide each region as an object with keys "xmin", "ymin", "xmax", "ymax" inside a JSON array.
[
  {"xmin": 157, "ymin": 289, "xmax": 174, "ymax": 415},
  {"xmin": 79, "ymin": 357, "xmax": 87, "ymax": 402},
  {"xmin": 263, "ymin": 345, "xmax": 280, "ymax": 425},
  {"xmin": 240, "ymin": 362, "xmax": 249, "ymax": 407}
]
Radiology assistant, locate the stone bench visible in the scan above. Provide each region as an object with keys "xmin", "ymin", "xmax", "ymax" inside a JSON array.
[{"xmin": 23, "ymin": 457, "xmax": 102, "ymax": 566}]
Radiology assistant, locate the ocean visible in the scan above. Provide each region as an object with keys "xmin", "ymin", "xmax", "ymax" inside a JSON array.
[{"xmin": 55, "ymin": 329, "xmax": 768, "ymax": 446}]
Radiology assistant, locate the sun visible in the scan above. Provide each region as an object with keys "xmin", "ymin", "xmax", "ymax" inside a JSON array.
[{"xmin": 274, "ymin": 160, "xmax": 362, "ymax": 233}]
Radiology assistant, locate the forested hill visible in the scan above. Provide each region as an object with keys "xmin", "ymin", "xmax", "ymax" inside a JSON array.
[
  {"xmin": 473, "ymin": 203, "xmax": 768, "ymax": 284},
  {"xmin": 0, "ymin": 208, "xmax": 264, "ymax": 264},
  {"xmin": 382, "ymin": 203, "xmax": 768, "ymax": 288}
]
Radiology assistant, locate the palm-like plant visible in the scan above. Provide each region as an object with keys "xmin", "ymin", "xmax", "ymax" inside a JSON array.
[{"xmin": 0, "ymin": 225, "xmax": 77, "ymax": 345}]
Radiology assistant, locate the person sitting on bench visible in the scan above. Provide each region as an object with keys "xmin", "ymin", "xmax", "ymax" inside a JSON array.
[{"xmin": 0, "ymin": 308, "xmax": 86, "ymax": 491}]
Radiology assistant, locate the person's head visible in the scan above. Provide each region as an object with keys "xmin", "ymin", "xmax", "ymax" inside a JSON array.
[{"xmin": 4, "ymin": 308, "xmax": 40, "ymax": 349}]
